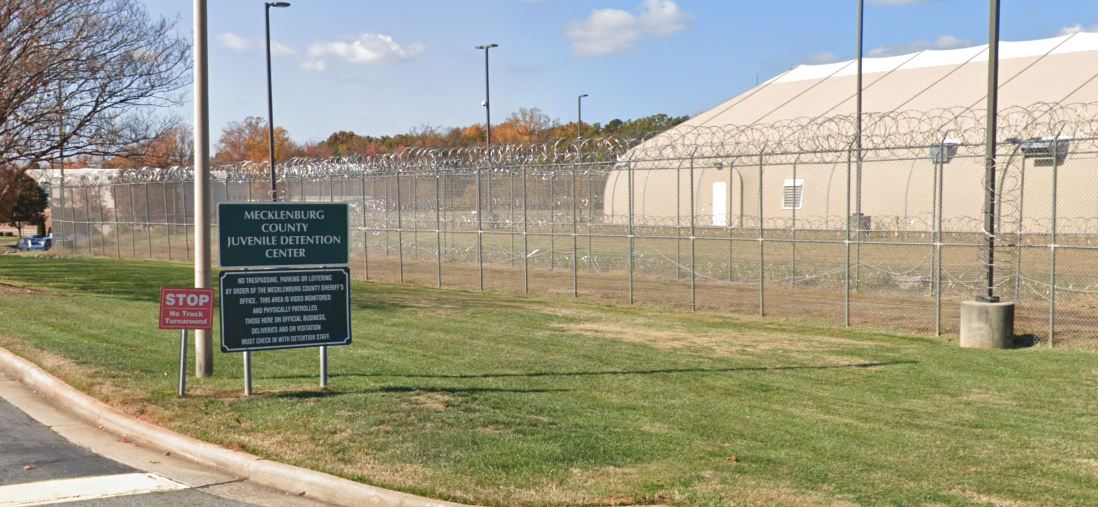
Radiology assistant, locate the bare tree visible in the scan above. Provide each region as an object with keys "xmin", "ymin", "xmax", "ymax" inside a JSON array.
[{"xmin": 0, "ymin": 0, "xmax": 190, "ymax": 211}]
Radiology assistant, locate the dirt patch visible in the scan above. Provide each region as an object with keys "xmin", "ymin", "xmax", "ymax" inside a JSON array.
[
  {"xmin": 553, "ymin": 320, "xmax": 882, "ymax": 358},
  {"xmin": 407, "ymin": 392, "xmax": 454, "ymax": 412},
  {"xmin": 955, "ymin": 389, "xmax": 1018, "ymax": 408},
  {"xmin": 953, "ymin": 488, "xmax": 1034, "ymax": 507},
  {"xmin": 0, "ymin": 283, "xmax": 47, "ymax": 295},
  {"xmin": 1074, "ymin": 458, "xmax": 1098, "ymax": 476}
]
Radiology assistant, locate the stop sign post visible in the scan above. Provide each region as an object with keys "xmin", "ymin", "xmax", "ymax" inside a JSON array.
[{"xmin": 160, "ymin": 288, "xmax": 215, "ymax": 397}]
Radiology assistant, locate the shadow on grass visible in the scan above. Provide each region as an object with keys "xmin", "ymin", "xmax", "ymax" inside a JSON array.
[
  {"xmin": 266, "ymin": 385, "xmax": 570, "ymax": 399},
  {"xmin": 307, "ymin": 360, "xmax": 917, "ymax": 381},
  {"xmin": 1013, "ymin": 334, "xmax": 1039, "ymax": 348}
]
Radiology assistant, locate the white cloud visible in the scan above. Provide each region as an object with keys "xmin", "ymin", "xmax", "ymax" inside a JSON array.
[
  {"xmin": 218, "ymin": 33, "xmax": 298, "ymax": 58},
  {"xmin": 566, "ymin": 0, "xmax": 693, "ymax": 56},
  {"xmin": 219, "ymin": 33, "xmax": 254, "ymax": 51},
  {"xmin": 638, "ymin": 0, "xmax": 692, "ymax": 36},
  {"xmin": 1057, "ymin": 24, "xmax": 1098, "ymax": 36},
  {"xmin": 804, "ymin": 51, "xmax": 839, "ymax": 64},
  {"xmin": 271, "ymin": 41, "xmax": 298, "ymax": 57},
  {"xmin": 1059, "ymin": 24, "xmax": 1084, "ymax": 36},
  {"xmin": 868, "ymin": 34, "xmax": 970, "ymax": 57},
  {"xmin": 303, "ymin": 34, "xmax": 425, "ymax": 71}
]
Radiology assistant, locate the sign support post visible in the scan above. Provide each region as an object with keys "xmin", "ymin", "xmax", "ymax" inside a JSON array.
[
  {"xmin": 320, "ymin": 346, "xmax": 328, "ymax": 388},
  {"xmin": 178, "ymin": 329, "xmax": 188, "ymax": 397},
  {"xmin": 244, "ymin": 350, "xmax": 253, "ymax": 396}
]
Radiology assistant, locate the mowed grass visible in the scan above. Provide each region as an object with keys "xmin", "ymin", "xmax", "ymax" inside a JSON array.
[{"xmin": 1, "ymin": 256, "xmax": 1097, "ymax": 506}]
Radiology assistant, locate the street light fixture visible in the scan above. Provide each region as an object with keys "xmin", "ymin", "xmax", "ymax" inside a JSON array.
[
  {"xmin": 475, "ymin": 43, "xmax": 498, "ymax": 221},
  {"xmin": 577, "ymin": 93, "xmax": 589, "ymax": 135},
  {"xmin": 265, "ymin": 1, "xmax": 290, "ymax": 202},
  {"xmin": 475, "ymin": 43, "xmax": 498, "ymax": 157}
]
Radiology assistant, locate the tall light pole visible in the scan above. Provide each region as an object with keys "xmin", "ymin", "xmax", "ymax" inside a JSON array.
[
  {"xmin": 476, "ymin": 43, "xmax": 497, "ymax": 221},
  {"xmin": 265, "ymin": 1, "xmax": 290, "ymax": 202},
  {"xmin": 577, "ymin": 93, "xmax": 589, "ymax": 133},
  {"xmin": 476, "ymin": 44, "xmax": 498, "ymax": 156}
]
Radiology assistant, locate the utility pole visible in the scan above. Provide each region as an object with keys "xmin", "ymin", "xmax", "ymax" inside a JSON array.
[
  {"xmin": 959, "ymin": 0, "xmax": 1013, "ymax": 349},
  {"xmin": 982, "ymin": 0, "xmax": 1000, "ymax": 302},
  {"xmin": 193, "ymin": 0, "xmax": 213, "ymax": 376}
]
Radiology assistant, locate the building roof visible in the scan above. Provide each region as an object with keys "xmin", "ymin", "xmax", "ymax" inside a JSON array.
[{"xmin": 685, "ymin": 32, "xmax": 1098, "ymax": 130}]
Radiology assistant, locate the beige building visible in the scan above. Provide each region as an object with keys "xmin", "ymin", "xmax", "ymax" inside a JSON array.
[{"xmin": 604, "ymin": 33, "xmax": 1098, "ymax": 234}]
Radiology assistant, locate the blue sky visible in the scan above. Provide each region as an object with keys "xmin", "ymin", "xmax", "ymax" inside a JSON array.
[{"xmin": 142, "ymin": 0, "xmax": 1098, "ymax": 144}]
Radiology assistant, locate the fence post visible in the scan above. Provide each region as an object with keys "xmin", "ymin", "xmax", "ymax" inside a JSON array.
[
  {"xmin": 383, "ymin": 173, "xmax": 390, "ymax": 256},
  {"xmin": 571, "ymin": 157, "xmax": 578, "ymax": 297},
  {"xmin": 1014, "ymin": 159, "xmax": 1026, "ymax": 302},
  {"xmin": 144, "ymin": 182, "xmax": 152, "ymax": 258},
  {"xmin": 522, "ymin": 165, "xmax": 529, "ymax": 294},
  {"xmin": 510, "ymin": 168, "xmax": 515, "ymax": 269},
  {"xmin": 83, "ymin": 186, "xmax": 92, "ymax": 256},
  {"xmin": 791, "ymin": 160, "xmax": 798, "ymax": 279},
  {"xmin": 361, "ymin": 170, "xmax": 369, "ymax": 281},
  {"xmin": 588, "ymin": 162, "xmax": 595, "ymax": 270},
  {"xmin": 128, "ymin": 182, "xmax": 137, "ymax": 258},
  {"xmin": 549, "ymin": 167, "xmax": 555, "ymax": 271},
  {"xmin": 728, "ymin": 162, "xmax": 734, "ymax": 282},
  {"xmin": 476, "ymin": 164, "xmax": 484, "ymax": 290},
  {"xmin": 164, "ymin": 183, "xmax": 173, "ymax": 260},
  {"xmin": 689, "ymin": 154, "xmax": 697, "ymax": 312},
  {"xmin": 1049, "ymin": 138, "xmax": 1059, "ymax": 347},
  {"xmin": 411, "ymin": 172, "xmax": 419, "ymax": 261},
  {"xmin": 845, "ymin": 147, "xmax": 852, "ymax": 327},
  {"xmin": 435, "ymin": 165, "xmax": 443, "ymax": 288},
  {"xmin": 182, "ymin": 183, "xmax": 190, "ymax": 261},
  {"xmin": 758, "ymin": 151, "xmax": 765, "ymax": 317},
  {"xmin": 112, "ymin": 185, "xmax": 121, "ymax": 258},
  {"xmin": 396, "ymin": 170, "xmax": 404, "ymax": 284},
  {"xmin": 934, "ymin": 140, "xmax": 944, "ymax": 336},
  {"xmin": 676, "ymin": 161, "xmax": 682, "ymax": 279},
  {"xmin": 56, "ymin": 171, "xmax": 65, "ymax": 254},
  {"xmin": 628, "ymin": 161, "xmax": 635, "ymax": 305},
  {"xmin": 98, "ymin": 184, "xmax": 107, "ymax": 256}
]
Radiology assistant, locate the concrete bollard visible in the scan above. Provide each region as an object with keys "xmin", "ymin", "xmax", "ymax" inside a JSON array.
[{"xmin": 959, "ymin": 300, "xmax": 1015, "ymax": 349}]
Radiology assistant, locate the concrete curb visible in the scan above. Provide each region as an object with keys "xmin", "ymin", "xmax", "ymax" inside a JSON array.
[{"xmin": 0, "ymin": 346, "xmax": 469, "ymax": 507}]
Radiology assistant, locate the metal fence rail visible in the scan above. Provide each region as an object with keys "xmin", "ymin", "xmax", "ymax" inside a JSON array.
[{"xmin": 45, "ymin": 105, "xmax": 1098, "ymax": 348}]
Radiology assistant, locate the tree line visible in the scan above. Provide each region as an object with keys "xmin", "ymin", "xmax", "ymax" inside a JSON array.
[{"xmin": 98, "ymin": 109, "xmax": 689, "ymax": 168}]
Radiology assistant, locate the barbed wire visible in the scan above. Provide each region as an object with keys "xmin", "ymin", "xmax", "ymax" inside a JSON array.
[{"xmin": 57, "ymin": 101, "xmax": 1098, "ymax": 185}]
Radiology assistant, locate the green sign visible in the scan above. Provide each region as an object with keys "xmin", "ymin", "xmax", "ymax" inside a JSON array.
[
  {"xmin": 218, "ymin": 203, "xmax": 348, "ymax": 268},
  {"xmin": 219, "ymin": 268, "xmax": 351, "ymax": 352}
]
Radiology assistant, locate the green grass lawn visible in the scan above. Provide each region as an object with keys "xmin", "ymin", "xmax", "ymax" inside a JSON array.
[{"xmin": 0, "ymin": 255, "xmax": 1096, "ymax": 506}]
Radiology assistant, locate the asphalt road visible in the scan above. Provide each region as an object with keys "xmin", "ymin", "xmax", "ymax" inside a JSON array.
[{"xmin": 0, "ymin": 371, "xmax": 328, "ymax": 506}]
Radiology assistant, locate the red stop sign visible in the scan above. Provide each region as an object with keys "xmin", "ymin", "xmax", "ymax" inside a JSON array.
[{"xmin": 159, "ymin": 288, "xmax": 215, "ymax": 330}]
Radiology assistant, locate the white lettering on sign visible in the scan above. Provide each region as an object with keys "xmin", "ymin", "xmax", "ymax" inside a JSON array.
[{"xmin": 164, "ymin": 293, "xmax": 211, "ymax": 307}]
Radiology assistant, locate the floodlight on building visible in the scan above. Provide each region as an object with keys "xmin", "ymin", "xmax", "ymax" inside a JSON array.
[
  {"xmin": 1019, "ymin": 137, "xmax": 1070, "ymax": 163},
  {"xmin": 930, "ymin": 139, "xmax": 961, "ymax": 164}
]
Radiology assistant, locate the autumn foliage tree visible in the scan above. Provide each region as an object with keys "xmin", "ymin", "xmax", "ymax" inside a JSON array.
[
  {"xmin": 270, "ymin": 110, "xmax": 689, "ymax": 161},
  {"xmin": 213, "ymin": 117, "xmax": 298, "ymax": 164},
  {"xmin": 102, "ymin": 124, "xmax": 194, "ymax": 169}
]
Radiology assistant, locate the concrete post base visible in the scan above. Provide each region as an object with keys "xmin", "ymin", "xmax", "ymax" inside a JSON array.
[{"xmin": 959, "ymin": 300, "xmax": 1015, "ymax": 349}]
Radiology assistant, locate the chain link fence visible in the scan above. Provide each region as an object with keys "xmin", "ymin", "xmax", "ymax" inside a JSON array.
[{"xmin": 44, "ymin": 105, "xmax": 1098, "ymax": 348}]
